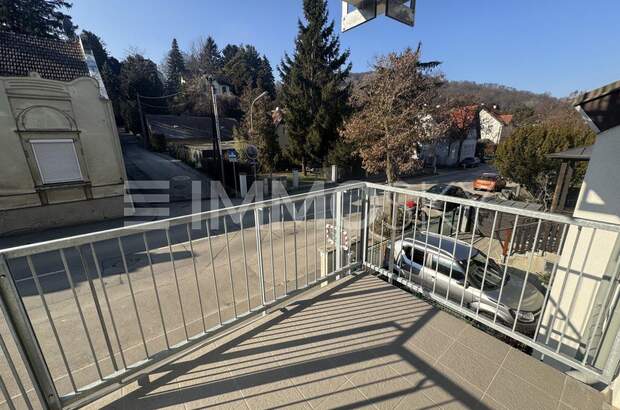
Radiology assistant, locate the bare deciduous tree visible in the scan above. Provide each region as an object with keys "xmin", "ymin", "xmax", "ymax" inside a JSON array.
[{"xmin": 341, "ymin": 45, "xmax": 447, "ymax": 185}]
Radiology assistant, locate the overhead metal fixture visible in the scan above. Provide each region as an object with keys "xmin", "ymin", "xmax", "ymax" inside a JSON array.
[{"xmin": 341, "ymin": 0, "xmax": 415, "ymax": 32}]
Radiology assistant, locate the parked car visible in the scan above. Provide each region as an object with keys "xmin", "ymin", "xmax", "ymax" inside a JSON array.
[
  {"xmin": 390, "ymin": 233, "xmax": 544, "ymax": 335},
  {"xmin": 418, "ymin": 184, "xmax": 470, "ymax": 220},
  {"xmin": 473, "ymin": 173, "xmax": 507, "ymax": 192},
  {"xmin": 460, "ymin": 157, "xmax": 481, "ymax": 168}
]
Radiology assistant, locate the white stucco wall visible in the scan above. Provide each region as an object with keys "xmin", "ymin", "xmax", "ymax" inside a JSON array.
[
  {"xmin": 0, "ymin": 76, "xmax": 127, "ymax": 233},
  {"xmin": 480, "ymin": 109, "xmax": 504, "ymax": 144},
  {"xmin": 540, "ymin": 127, "xmax": 620, "ymax": 368}
]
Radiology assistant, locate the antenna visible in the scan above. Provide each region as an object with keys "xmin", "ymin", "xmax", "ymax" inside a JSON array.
[{"xmin": 341, "ymin": 0, "xmax": 416, "ymax": 32}]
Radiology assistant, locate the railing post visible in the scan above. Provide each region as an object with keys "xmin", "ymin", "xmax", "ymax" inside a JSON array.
[
  {"xmin": 0, "ymin": 255, "xmax": 60, "ymax": 409},
  {"xmin": 603, "ymin": 327, "xmax": 620, "ymax": 383}
]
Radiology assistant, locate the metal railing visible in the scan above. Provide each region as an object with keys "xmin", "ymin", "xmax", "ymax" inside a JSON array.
[
  {"xmin": 363, "ymin": 182, "xmax": 620, "ymax": 385},
  {"xmin": 0, "ymin": 184, "xmax": 365, "ymax": 409},
  {"xmin": 0, "ymin": 182, "xmax": 619, "ymax": 408}
]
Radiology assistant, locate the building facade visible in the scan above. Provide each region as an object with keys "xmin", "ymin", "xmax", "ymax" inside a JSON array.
[{"xmin": 0, "ymin": 32, "xmax": 127, "ymax": 235}]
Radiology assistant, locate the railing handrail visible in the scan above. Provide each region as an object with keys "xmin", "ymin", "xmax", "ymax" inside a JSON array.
[
  {"xmin": 366, "ymin": 182, "xmax": 620, "ymax": 233},
  {"xmin": 0, "ymin": 182, "xmax": 365, "ymax": 259}
]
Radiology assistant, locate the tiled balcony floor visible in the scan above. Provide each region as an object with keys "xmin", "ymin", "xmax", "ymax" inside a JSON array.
[{"xmin": 90, "ymin": 273, "xmax": 610, "ymax": 410}]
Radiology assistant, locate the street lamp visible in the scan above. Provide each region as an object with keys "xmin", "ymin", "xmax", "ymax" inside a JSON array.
[{"xmin": 250, "ymin": 91, "xmax": 269, "ymax": 133}]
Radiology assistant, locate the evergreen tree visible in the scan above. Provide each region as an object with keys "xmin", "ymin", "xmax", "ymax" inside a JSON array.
[
  {"xmin": 257, "ymin": 56, "xmax": 276, "ymax": 97},
  {"xmin": 233, "ymin": 87, "xmax": 280, "ymax": 172},
  {"xmin": 0, "ymin": 0, "xmax": 76, "ymax": 39},
  {"xmin": 278, "ymin": 0, "xmax": 351, "ymax": 173},
  {"xmin": 164, "ymin": 38, "xmax": 186, "ymax": 94},
  {"xmin": 80, "ymin": 31, "xmax": 109, "ymax": 68},
  {"xmin": 119, "ymin": 54, "xmax": 164, "ymax": 133}
]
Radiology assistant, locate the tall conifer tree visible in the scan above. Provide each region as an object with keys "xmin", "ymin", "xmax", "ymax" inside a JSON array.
[
  {"xmin": 165, "ymin": 38, "xmax": 186, "ymax": 94},
  {"xmin": 279, "ymin": 0, "xmax": 351, "ymax": 173}
]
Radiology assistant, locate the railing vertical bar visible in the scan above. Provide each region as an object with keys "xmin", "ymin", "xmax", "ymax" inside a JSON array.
[
  {"xmin": 281, "ymin": 204, "xmax": 288, "ymax": 296},
  {"xmin": 223, "ymin": 217, "xmax": 238, "ymax": 319},
  {"xmin": 582, "ymin": 249, "xmax": 620, "ymax": 365},
  {"xmin": 534, "ymin": 224, "xmax": 569, "ymax": 341},
  {"xmin": 141, "ymin": 234, "xmax": 170, "ymax": 350},
  {"xmin": 542, "ymin": 227, "xmax": 582, "ymax": 355},
  {"xmin": 76, "ymin": 246, "xmax": 118, "ymax": 372},
  {"xmin": 253, "ymin": 209, "xmax": 267, "ymax": 306},
  {"xmin": 360, "ymin": 188, "xmax": 369, "ymax": 265},
  {"xmin": 0, "ymin": 331, "xmax": 31, "ymax": 409},
  {"xmin": 461, "ymin": 208, "xmax": 480, "ymax": 308},
  {"xmin": 0, "ymin": 375, "xmax": 15, "ymax": 410},
  {"xmin": 323, "ymin": 195, "xmax": 328, "ymax": 274},
  {"xmin": 493, "ymin": 215, "xmax": 520, "ymax": 323},
  {"xmin": 432, "ymin": 202, "xmax": 448, "ymax": 295},
  {"xmin": 446, "ymin": 204, "xmax": 463, "ymax": 301},
  {"xmin": 421, "ymin": 200, "xmax": 434, "ymax": 290},
  {"xmin": 59, "ymin": 249, "xmax": 103, "ymax": 380},
  {"xmin": 90, "ymin": 244, "xmax": 127, "ymax": 369},
  {"xmin": 239, "ymin": 213, "xmax": 251, "ymax": 311},
  {"xmin": 347, "ymin": 189, "xmax": 354, "ymax": 267},
  {"xmin": 205, "ymin": 222, "xmax": 222, "ymax": 325},
  {"xmin": 408, "ymin": 196, "xmax": 421, "ymax": 285},
  {"xmin": 512, "ymin": 219, "xmax": 543, "ymax": 333},
  {"xmin": 379, "ymin": 191, "xmax": 387, "ymax": 270},
  {"xmin": 475, "ymin": 211, "xmax": 499, "ymax": 318},
  {"xmin": 269, "ymin": 207, "xmax": 277, "ymax": 300},
  {"xmin": 293, "ymin": 203, "xmax": 299, "ymax": 290},
  {"xmin": 186, "ymin": 224, "xmax": 207, "ymax": 334},
  {"xmin": 304, "ymin": 200, "xmax": 309, "ymax": 287},
  {"xmin": 313, "ymin": 196, "xmax": 319, "ymax": 282},
  {"xmin": 118, "ymin": 237, "xmax": 150, "ymax": 358},
  {"xmin": 165, "ymin": 229, "xmax": 189, "ymax": 341},
  {"xmin": 388, "ymin": 194, "xmax": 399, "ymax": 284},
  {"xmin": 555, "ymin": 228, "xmax": 597, "ymax": 352}
]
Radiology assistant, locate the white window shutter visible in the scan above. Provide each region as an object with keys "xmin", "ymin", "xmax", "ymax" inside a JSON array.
[{"xmin": 31, "ymin": 140, "xmax": 83, "ymax": 184}]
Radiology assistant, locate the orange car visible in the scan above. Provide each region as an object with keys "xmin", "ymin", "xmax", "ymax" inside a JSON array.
[{"xmin": 473, "ymin": 173, "xmax": 506, "ymax": 192}]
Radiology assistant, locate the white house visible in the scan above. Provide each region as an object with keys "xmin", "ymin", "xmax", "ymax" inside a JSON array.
[
  {"xmin": 538, "ymin": 81, "xmax": 620, "ymax": 401},
  {"xmin": 479, "ymin": 106, "xmax": 514, "ymax": 144}
]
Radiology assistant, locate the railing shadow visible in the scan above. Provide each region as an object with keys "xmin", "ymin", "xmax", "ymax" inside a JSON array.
[{"xmin": 101, "ymin": 273, "xmax": 493, "ymax": 410}]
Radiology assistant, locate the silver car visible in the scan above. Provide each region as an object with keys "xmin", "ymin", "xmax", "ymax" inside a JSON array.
[{"xmin": 391, "ymin": 232, "xmax": 544, "ymax": 334}]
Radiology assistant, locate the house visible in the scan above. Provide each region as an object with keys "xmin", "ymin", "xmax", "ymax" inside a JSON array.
[
  {"xmin": 479, "ymin": 105, "xmax": 514, "ymax": 144},
  {"xmin": 0, "ymin": 32, "xmax": 127, "ymax": 235},
  {"xmin": 145, "ymin": 114, "xmax": 237, "ymax": 166},
  {"xmin": 272, "ymin": 106, "xmax": 289, "ymax": 150},
  {"xmin": 211, "ymin": 78, "xmax": 234, "ymax": 97},
  {"xmin": 539, "ymin": 80, "xmax": 620, "ymax": 401},
  {"xmin": 431, "ymin": 105, "xmax": 480, "ymax": 167}
]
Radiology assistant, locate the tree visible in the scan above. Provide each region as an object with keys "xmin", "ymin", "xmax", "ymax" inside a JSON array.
[
  {"xmin": 340, "ymin": 47, "xmax": 446, "ymax": 184},
  {"xmin": 164, "ymin": 38, "xmax": 186, "ymax": 94},
  {"xmin": 222, "ymin": 45, "xmax": 275, "ymax": 96},
  {"xmin": 233, "ymin": 87, "xmax": 280, "ymax": 172},
  {"xmin": 119, "ymin": 54, "xmax": 164, "ymax": 133},
  {"xmin": 495, "ymin": 119, "xmax": 596, "ymax": 207},
  {"xmin": 0, "ymin": 0, "xmax": 76, "ymax": 39},
  {"xmin": 279, "ymin": 0, "xmax": 351, "ymax": 174},
  {"xmin": 186, "ymin": 36, "xmax": 221, "ymax": 77}
]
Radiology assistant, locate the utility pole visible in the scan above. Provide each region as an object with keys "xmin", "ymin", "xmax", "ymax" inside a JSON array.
[
  {"xmin": 206, "ymin": 76, "xmax": 226, "ymax": 188},
  {"xmin": 136, "ymin": 93, "xmax": 149, "ymax": 149}
]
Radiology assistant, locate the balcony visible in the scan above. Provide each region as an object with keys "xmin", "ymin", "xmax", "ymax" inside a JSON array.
[{"xmin": 0, "ymin": 183, "xmax": 618, "ymax": 409}]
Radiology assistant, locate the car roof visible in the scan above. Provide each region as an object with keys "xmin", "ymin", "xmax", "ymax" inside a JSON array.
[
  {"xmin": 480, "ymin": 173, "xmax": 498, "ymax": 178},
  {"xmin": 401, "ymin": 232, "xmax": 476, "ymax": 261}
]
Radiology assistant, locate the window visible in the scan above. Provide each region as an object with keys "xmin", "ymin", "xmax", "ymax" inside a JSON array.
[
  {"xmin": 432, "ymin": 256, "xmax": 465, "ymax": 281},
  {"xmin": 31, "ymin": 139, "xmax": 83, "ymax": 184},
  {"xmin": 412, "ymin": 248, "xmax": 426, "ymax": 265}
]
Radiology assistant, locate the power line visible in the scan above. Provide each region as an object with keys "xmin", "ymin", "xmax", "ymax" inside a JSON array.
[{"xmin": 138, "ymin": 92, "xmax": 182, "ymax": 100}]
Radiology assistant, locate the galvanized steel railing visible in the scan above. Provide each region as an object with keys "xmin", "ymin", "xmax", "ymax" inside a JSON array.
[{"xmin": 0, "ymin": 182, "xmax": 620, "ymax": 409}]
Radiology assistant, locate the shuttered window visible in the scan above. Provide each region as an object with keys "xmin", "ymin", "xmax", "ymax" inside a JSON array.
[{"xmin": 31, "ymin": 139, "xmax": 83, "ymax": 184}]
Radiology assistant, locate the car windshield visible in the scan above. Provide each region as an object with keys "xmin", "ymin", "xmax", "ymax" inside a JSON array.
[
  {"xmin": 427, "ymin": 185, "xmax": 449, "ymax": 195},
  {"xmin": 459, "ymin": 252, "xmax": 507, "ymax": 290},
  {"xmin": 479, "ymin": 174, "xmax": 497, "ymax": 181}
]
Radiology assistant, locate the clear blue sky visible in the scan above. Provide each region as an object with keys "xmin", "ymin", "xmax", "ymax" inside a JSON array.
[{"xmin": 70, "ymin": 0, "xmax": 619, "ymax": 97}]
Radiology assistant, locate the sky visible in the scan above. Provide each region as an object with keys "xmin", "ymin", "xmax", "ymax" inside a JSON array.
[{"xmin": 70, "ymin": 0, "xmax": 619, "ymax": 97}]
